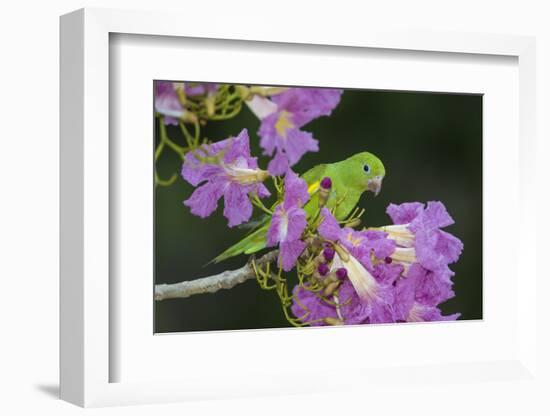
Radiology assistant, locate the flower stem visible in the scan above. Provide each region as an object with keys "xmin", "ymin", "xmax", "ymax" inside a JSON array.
[
  {"xmin": 251, "ymin": 195, "xmax": 273, "ymax": 215},
  {"xmin": 155, "ymin": 118, "xmax": 186, "ymax": 186}
]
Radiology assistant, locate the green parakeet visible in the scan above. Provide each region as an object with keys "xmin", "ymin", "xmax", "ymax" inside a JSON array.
[{"xmin": 212, "ymin": 152, "xmax": 385, "ymax": 263}]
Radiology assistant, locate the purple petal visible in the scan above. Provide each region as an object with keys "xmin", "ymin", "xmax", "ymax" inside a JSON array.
[
  {"xmin": 422, "ymin": 201, "xmax": 455, "ymax": 228},
  {"xmin": 338, "ymin": 279, "xmax": 394, "ymax": 324},
  {"xmin": 181, "ymin": 148, "xmax": 221, "ymax": 186},
  {"xmin": 255, "ymin": 183, "xmax": 271, "ymax": 199},
  {"xmin": 408, "ymin": 201, "xmax": 455, "ymax": 235},
  {"xmin": 386, "ymin": 202, "xmax": 424, "ymax": 225},
  {"xmin": 363, "ymin": 230, "xmax": 396, "ymax": 259},
  {"xmin": 266, "ymin": 205, "xmax": 285, "ymax": 247},
  {"xmin": 185, "ymin": 84, "xmax": 205, "ymax": 96},
  {"xmin": 163, "ymin": 116, "xmax": 179, "ymax": 126},
  {"xmin": 258, "ymin": 113, "xmax": 279, "ymax": 156},
  {"xmin": 246, "ymin": 95, "xmax": 278, "ymax": 119},
  {"xmin": 185, "ymin": 83, "xmax": 218, "ymax": 96},
  {"xmin": 372, "ymin": 263, "xmax": 404, "ymax": 285},
  {"xmin": 338, "ymin": 229, "xmax": 368, "ymax": 263},
  {"xmin": 319, "ymin": 208, "xmax": 342, "ymax": 241},
  {"xmin": 415, "ymin": 268, "xmax": 455, "ymax": 306},
  {"xmin": 283, "ymin": 169, "xmax": 310, "ymax": 208},
  {"xmin": 279, "ymin": 239, "xmax": 306, "ymax": 272},
  {"xmin": 259, "ymin": 115, "xmax": 319, "ymax": 174},
  {"xmin": 155, "ymin": 81, "xmax": 184, "ymax": 120},
  {"xmin": 183, "ymin": 181, "xmax": 223, "ymax": 219},
  {"xmin": 415, "ymin": 227, "xmax": 463, "ymax": 272},
  {"xmin": 434, "ymin": 230, "xmax": 464, "ymax": 264},
  {"xmin": 267, "ymin": 151, "xmax": 290, "ymax": 176},
  {"xmin": 285, "ymin": 207, "xmax": 308, "ymax": 242},
  {"xmin": 395, "ymin": 264, "xmax": 460, "ymax": 322},
  {"xmin": 267, "ymin": 205, "xmax": 307, "ymax": 246},
  {"xmin": 405, "ymin": 263, "xmax": 455, "ymax": 306},
  {"xmin": 393, "ymin": 275, "xmax": 417, "ymax": 322},
  {"xmin": 368, "ymin": 295, "xmax": 396, "ymax": 324},
  {"xmin": 282, "ymin": 128, "xmax": 319, "ymax": 166},
  {"xmin": 337, "ymin": 280, "xmax": 371, "ymax": 324},
  {"xmin": 272, "ymin": 88, "xmax": 343, "ymax": 127},
  {"xmin": 291, "ymin": 285, "xmax": 338, "ymax": 326},
  {"xmin": 203, "ymin": 83, "xmax": 218, "ymax": 94},
  {"xmin": 223, "ymin": 182, "xmax": 253, "ymax": 227},
  {"xmin": 222, "ymin": 129, "xmax": 252, "ymax": 164}
]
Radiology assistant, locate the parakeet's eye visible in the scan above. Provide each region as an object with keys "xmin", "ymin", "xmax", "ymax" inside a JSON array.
[{"xmin": 363, "ymin": 164, "xmax": 371, "ymax": 174}]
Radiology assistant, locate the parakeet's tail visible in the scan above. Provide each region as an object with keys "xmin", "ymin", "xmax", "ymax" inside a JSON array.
[{"xmin": 211, "ymin": 224, "xmax": 269, "ymax": 264}]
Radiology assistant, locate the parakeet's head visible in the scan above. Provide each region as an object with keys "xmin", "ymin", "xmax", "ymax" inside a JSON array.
[{"xmin": 345, "ymin": 152, "xmax": 385, "ymax": 196}]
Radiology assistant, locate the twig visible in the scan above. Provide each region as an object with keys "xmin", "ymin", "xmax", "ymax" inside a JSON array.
[{"xmin": 154, "ymin": 251, "xmax": 279, "ymax": 301}]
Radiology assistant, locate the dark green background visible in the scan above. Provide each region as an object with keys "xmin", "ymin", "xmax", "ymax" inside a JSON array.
[{"xmin": 154, "ymin": 87, "xmax": 483, "ymax": 333}]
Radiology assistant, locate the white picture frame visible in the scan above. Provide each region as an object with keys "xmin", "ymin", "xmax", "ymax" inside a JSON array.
[{"xmin": 60, "ymin": 7, "xmax": 538, "ymax": 408}]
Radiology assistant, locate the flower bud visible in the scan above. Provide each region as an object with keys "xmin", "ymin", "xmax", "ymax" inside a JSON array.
[
  {"xmin": 205, "ymin": 95, "xmax": 216, "ymax": 117},
  {"xmin": 320, "ymin": 177, "xmax": 332, "ymax": 190},
  {"xmin": 317, "ymin": 263, "xmax": 330, "ymax": 276},
  {"xmin": 173, "ymin": 83, "xmax": 188, "ymax": 105},
  {"xmin": 318, "ymin": 176, "xmax": 332, "ymax": 207},
  {"xmin": 323, "ymin": 247, "xmax": 335, "ymax": 262},
  {"xmin": 323, "ymin": 281, "xmax": 341, "ymax": 297},
  {"xmin": 324, "ymin": 317, "xmax": 344, "ymax": 326},
  {"xmin": 181, "ymin": 111, "xmax": 198, "ymax": 124},
  {"xmin": 333, "ymin": 244, "xmax": 350, "ymax": 262},
  {"xmin": 346, "ymin": 218, "xmax": 361, "ymax": 229},
  {"xmin": 335, "ymin": 267, "xmax": 348, "ymax": 280},
  {"xmin": 326, "ymin": 274, "xmax": 338, "ymax": 284}
]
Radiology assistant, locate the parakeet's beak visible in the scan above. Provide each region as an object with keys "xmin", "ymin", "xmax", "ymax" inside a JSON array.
[{"xmin": 367, "ymin": 176, "xmax": 383, "ymax": 196}]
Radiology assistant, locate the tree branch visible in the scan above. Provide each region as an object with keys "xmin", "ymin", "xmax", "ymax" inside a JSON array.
[{"xmin": 154, "ymin": 250, "xmax": 279, "ymax": 301}]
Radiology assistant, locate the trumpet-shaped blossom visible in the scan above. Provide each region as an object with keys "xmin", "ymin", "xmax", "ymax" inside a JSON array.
[
  {"xmin": 292, "ymin": 274, "xmax": 394, "ymax": 326},
  {"xmin": 393, "ymin": 263, "xmax": 460, "ymax": 322},
  {"xmin": 181, "ymin": 129, "xmax": 270, "ymax": 227},
  {"xmin": 257, "ymin": 88, "xmax": 343, "ymax": 175},
  {"xmin": 380, "ymin": 202, "xmax": 463, "ymax": 323},
  {"xmin": 331, "ymin": 251, "xmax": 395, "ymax": 324},
  {"xmin": 291, "ymin": 201, "xmax": 463, "ymax": 326},
  {"xmin": 155, "ymin": 81, "xmax": 185, "ymax": 125},
  {"xmin": 266, "ymin": 170, "xmax": 309, "ymax": 271},
  {"xmin": 318, "ymin": 208, "xmax": 397, "ymax": 273},
  {"xmin": 385, "ymin": 201, "xmax": 463, "ymax": 273},
  {"xmin": 315, "ymin": 208, "xmax": 395, "ymax": 322}
]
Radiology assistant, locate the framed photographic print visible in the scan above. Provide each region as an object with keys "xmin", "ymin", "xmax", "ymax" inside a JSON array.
[
  {"xmin": 60, "ymin": 7, "xmax": 540, "ymax": 408},
  {"xmin": 153, "ymin": 81, "xmax": 481, "ymax": 332}
]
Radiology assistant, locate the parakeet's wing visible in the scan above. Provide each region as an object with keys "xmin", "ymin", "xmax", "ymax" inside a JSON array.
[
  {"xmin": 211, "ymin": 164, "xmax": 328, "ymax": 264},
  {"xmin": 210, "ymin": 220, "xmax": 271, "ymax": 264}
]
